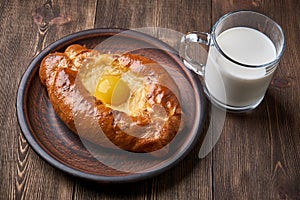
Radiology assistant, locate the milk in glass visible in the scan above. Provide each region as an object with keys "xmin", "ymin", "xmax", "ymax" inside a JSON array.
[{"xmin": 204, "ymin": 27, "xmax": 277, "ymax": 107}]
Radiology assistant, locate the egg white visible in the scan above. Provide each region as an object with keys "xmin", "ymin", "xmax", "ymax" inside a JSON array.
[
  {"xmin": 79, "ymin": 54, "xmax": 150, "ymax": 116},
  {"xmin": 78, "ymin": 54, "xmax": 172, "ymax": 139}
]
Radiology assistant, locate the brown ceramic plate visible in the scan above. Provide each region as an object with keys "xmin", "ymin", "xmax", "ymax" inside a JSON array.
[{"xmin": 16, "ymin": 28, "xmax": 206, "ymax": 183}]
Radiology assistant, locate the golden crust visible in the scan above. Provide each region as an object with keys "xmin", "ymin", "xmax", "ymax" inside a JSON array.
[{"xmin": 39, "ymin": 44, "xmax": 182, "ymax": 152}]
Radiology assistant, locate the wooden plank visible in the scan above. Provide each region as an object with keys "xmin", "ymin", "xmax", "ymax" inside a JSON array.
[
  {"xmin": 211, "ymin": 0, "xmax": 300, "ymax": 199},
  {"xmin": 2, "ymin": 0, "xmax": 299, "ymax": 199},
  {"xmin": 0, "ymin": 0, "xmax": 97, "ymax": 199},
  {"xmin": 94, "ymin": 0, "xmax": 211, "ymax": 32}
]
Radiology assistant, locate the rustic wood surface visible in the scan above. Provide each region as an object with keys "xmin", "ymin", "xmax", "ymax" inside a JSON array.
[{"xmin": 1, "ymin": 0, "xmax": 299, "ymax": 199}]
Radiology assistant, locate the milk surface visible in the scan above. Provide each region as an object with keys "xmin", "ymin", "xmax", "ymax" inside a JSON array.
[{"xmin": 204, "ymin": 27, "xmax": 277, "ymax": 107}]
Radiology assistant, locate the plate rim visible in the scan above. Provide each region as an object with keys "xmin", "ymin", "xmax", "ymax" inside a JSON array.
[{"xmin": 16, "ymin": 28, "xmax": 207, "ymax": 183}]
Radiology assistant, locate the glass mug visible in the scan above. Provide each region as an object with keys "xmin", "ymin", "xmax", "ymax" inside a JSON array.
[{"xmin": 180, "ymin": 10, "xmax": 285, "ymax": 112}]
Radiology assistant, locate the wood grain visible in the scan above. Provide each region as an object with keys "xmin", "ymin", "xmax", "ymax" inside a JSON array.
[
  {"xmin": 0, "ymin": 0, "xmax": 96, "ymax": 199},
  {"xmin": 1, "ymin": 0, "xmax": 300, "ymax": 199},
  {"xmin": 212, "ymin": 0, "xmax": 300, "ymax": 199}
]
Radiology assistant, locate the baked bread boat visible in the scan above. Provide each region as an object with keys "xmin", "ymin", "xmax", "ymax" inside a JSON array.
[{"xmin": 39, "ymin": 44, "xmax": 182, "ymax": 153}]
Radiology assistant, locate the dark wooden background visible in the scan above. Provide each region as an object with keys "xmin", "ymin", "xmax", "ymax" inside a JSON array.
[{"xmin": 1, "ymin": 0, "xmax": 299, "ymax": 199}]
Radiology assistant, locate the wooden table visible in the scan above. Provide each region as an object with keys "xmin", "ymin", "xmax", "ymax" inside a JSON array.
[{"xmin": 1, "ymin": 0, "xmax": 299, "ymax": 199}]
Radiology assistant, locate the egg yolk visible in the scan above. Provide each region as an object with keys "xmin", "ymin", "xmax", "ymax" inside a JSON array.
[{"xmin": 94, "ymin": 75, "xmax": 130, "ymax": 106}]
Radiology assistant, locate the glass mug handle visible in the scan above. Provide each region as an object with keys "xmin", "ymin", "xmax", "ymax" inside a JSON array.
[{"xmin": 180, "ymin": 31, "xmax": 211, "ymax": 76}]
